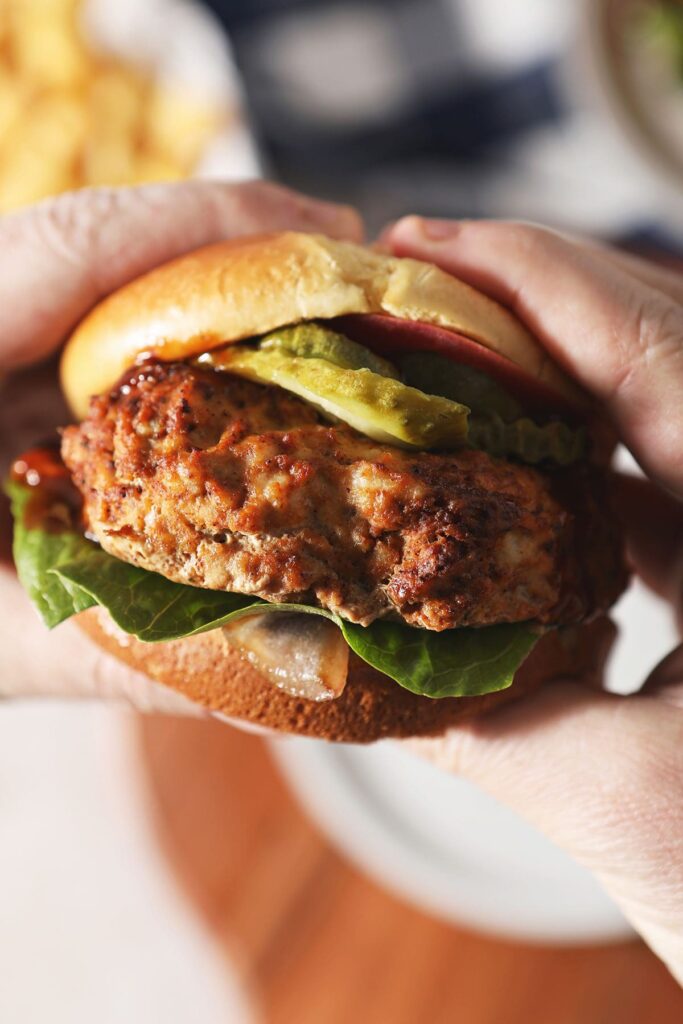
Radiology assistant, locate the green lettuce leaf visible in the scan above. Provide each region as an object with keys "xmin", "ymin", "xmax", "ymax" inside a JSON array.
[
  {"xmin": 340, "ymin": 619, "xmax": 538, "ymax": 698},
  {"xmin": 7, "ymin": 480, "xmax": 539, "ymax": 699},
  {"xmin": 8, "ymin": 482, "xmax": 98, "ymax": 628}
]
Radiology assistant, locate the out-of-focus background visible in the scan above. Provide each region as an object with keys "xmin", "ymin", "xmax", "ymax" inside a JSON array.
[
  {"xmin": 2, "ymin": 1, "xmax": 683, "ymax": 1022},
  {"xmin": 206, "ymin": 0, "xmax": 683, "ymax": 242}
]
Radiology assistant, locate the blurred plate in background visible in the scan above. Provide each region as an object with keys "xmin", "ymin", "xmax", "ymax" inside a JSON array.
[
  {"xmin": 579, "ymin": 0, "xmax": 683, "ymax": 227},
  {"xmin": 273, "ymin": 737, "xmax": 631, "ymax": 944}
]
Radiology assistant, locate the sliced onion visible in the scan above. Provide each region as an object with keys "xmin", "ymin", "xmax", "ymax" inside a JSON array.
[{"xmin": 222, "ymin": 612, "xmax": 348, "ymax": 701}]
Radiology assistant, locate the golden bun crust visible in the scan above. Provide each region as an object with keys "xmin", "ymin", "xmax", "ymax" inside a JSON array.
[
  {"xmin": 61, "ymin": 231, "xmax": 580, "ymax": 419},
  {"xmin": 78, "ymin": 609, "xmax": 613, "ymax": 742}
]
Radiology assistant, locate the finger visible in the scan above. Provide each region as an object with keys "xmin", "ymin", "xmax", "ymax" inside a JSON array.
[
  {"xmin": 595, "ymin": 245, "xmax": 683, "ymax": 307},
  {"xmin": 641, "ymin": 643, "xmax": 683, "ymax": 707},
  {"xmin": 378, "ymin": 223, "xmax": 683, "ymax": 307},
  {"xmin": 0, "ymin": 180, "xmax": 363, "ymax": 371},
  {"xmin": 385, "ymin": 218, "xmax": 683, "ymax": 497},
  {"xmin": 378, "ymin": 221, "xmax": 683, "ymax": 306},
  {"xmin": 529, "ymin": 227, "xmax": 683, "ymax": 307},
  {"xmin": 1, "ymin": 566, "xmax": 279, "ymax": 726},
  {"xmin": 0, "ymin": 567, "xmax": 203, "ymax": 714},
  {"xmin": 611, "ymin": 472, "xmax": 683, "ymax": 608},
  {"xmin": 411, "ymin": 683, "xmax": 683, "ymax": 983}
]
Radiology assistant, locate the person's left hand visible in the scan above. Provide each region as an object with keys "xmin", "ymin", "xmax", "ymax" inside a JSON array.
[{"xmin": 0, "ymin": 180, "xmax": 362, "ymax": 709}]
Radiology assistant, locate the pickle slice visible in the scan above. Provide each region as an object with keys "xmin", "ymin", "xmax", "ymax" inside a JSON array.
[
  {"xmin": 398, "ymin": 352, "xmax": 584, "ymax": 465},
  {"xmin": 199, "ymin": 345, "xmax": 469, "ymax": 450},
  {"xmin": 468, "ymin": 415, "xmax": 585, "ymax": 465},
  {"xmin": 260, "ymin": 323, "xmax": 399, "ymax": 379},
  {"xmin": 398, "ymin": 351, "xmax": 523, "ymax": 422}
]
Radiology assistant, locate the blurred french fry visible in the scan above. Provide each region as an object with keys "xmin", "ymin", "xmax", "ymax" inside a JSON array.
[
  {"xmin": 0, "ymin": 67, "xmax": 25, "ymax": 138},
  {"xmin": 81, "ymin": 65, "xmax": 145, "ymax": 186},
  {"xmin": 89, "ymin": 64, "xmax": 147, "ymax": 136},
  {"xmin": 0, "ymin": 139, "xmax": 73, "ymax": 210},
  {"xmin": 25, "ymin": 91, "xmax": 88, "ymax": 163},
  {"xmin": 0, "ymin": 0, "xmax": 224, "ymax": 211},
  {"xmin": 9, "ymin": 6, "xmax": 90, "ymax": 89},
  {"xmin": 0, "ymin": 91, "xmax": 87, "ymax": 208},
  {"xmin": 129, "ymin": 151, "xmax": 184, "ymax": 186},
  {"xmin": 0, "ymin": 5, "xmax": 9, "ymax": 54},
  {"xmin": 0, "ymin": 159, "xmax": 73, "ymax": 210},
  {"xmin": 81, "ymin": 135, "xmax": 137, "ymax": 187},
  {"xmin": 8, "ymin": 0, "xmax": 82, "ymax": 11},
  {"xmin": 144, "ymin": 83, "xmax": 221, "ymax": 171}
]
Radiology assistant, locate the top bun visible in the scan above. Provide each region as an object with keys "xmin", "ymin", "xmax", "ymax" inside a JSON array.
[{"xmin": 61, "ymin": 231, "xmax": 579, "ymax": 419}]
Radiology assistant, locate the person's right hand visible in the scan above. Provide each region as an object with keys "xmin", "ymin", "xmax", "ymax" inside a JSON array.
[{"xmin": 381, "ymin": 217, "xmax": 683, "ymax": 983}]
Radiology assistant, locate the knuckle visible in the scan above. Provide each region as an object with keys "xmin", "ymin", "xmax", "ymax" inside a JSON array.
[
  {"xmin": 233, "ymin": 180, "xmax": 309, "ymax": 227},
  {"xmin": 615, "ymin": 293, "xmax": 683, "ymax": 400},
  {"xmin": 193, "ymin": 179, "xmax": 281, "ymax": 236},
  {"xmin": 29, "ymin": 187, "xmax": 125, "ymax": 272},
  {"xmin": 634, "ymin": 294, "xmax": 683, "ymax": 362},
  {"xmin": 210, "ymin": 179, "xmax": 362, "ymax": 237},
  {"xmin": 468, "ymin": 219, "xmax": 560, "ymax": 255}
]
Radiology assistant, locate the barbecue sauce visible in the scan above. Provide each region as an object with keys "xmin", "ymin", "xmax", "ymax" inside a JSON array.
[{"xmin": 10, "ymin": 441, "xmax": 82, "ymax": 533}]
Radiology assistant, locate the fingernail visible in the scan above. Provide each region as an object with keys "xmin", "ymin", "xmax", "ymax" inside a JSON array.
[
  {"xmin": 419, "ymin": 218, "xmax": 463, "ymax": 241},
  {"xmin": 390, "ymin": 216, "xmax": 463, "ymax": 245}
]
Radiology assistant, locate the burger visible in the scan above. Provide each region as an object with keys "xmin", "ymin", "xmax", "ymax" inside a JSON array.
[{"xmin": 8, "ymin": 232, "xmax": 627, "ymax": 741}]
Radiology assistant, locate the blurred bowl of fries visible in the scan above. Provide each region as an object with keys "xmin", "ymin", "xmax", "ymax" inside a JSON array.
[{"xmin": 0, "ymin": 0, "xmax": 258, "ymax": 214}]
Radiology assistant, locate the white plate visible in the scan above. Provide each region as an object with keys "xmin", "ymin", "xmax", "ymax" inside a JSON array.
[
  {"xmin": 272, "ymin": 737, "xmax": 633, "ymax": 944},
  {"xmin": 272, "ymin": 474, "xmax": 678, "ymax": 944}
]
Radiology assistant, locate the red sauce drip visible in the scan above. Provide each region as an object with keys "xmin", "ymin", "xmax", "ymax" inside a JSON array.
[
  {"xmin": 0, "ymin": 495, "xmax": 12, "ymax": 565},
  {"xmin": 10, "ymin": 441, "xmax": 83, "ymax": 533}
]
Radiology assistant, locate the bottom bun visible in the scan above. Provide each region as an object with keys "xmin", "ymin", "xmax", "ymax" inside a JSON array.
[{"xmin": 78, "ymin": 609, "xmax": 614, "ymax": 742}]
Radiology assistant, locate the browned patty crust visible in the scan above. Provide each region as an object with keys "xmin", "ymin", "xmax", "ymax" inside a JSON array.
[{"xmin": 62, "ymin": 361, "xmax": 625, "ymax": 631}]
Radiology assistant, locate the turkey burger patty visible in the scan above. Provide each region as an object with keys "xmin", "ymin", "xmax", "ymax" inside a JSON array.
[{"xmin": 62, "ymin": 360, "xmax": 623, "ymax": 632}]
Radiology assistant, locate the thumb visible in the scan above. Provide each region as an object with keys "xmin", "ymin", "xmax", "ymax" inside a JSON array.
[
  {"xmin": 385, "ymin": 217, "xmax": 683, "ymax": 498},
  {"xmin": 412, "ymin": 684, "xmax": 683, "ymax": 983},
  {"xmin": 0, "ymin": 567, "xmax": 202, "ymax": 715}
]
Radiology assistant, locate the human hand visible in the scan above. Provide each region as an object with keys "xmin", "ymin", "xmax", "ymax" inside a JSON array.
[
  {"xmin": 0, "ymin": 180, "xmax": 361, "ymax": 711},
  {"xmin": 382, "ymin": 216, "xmax": 683, "ymax": 982}
]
